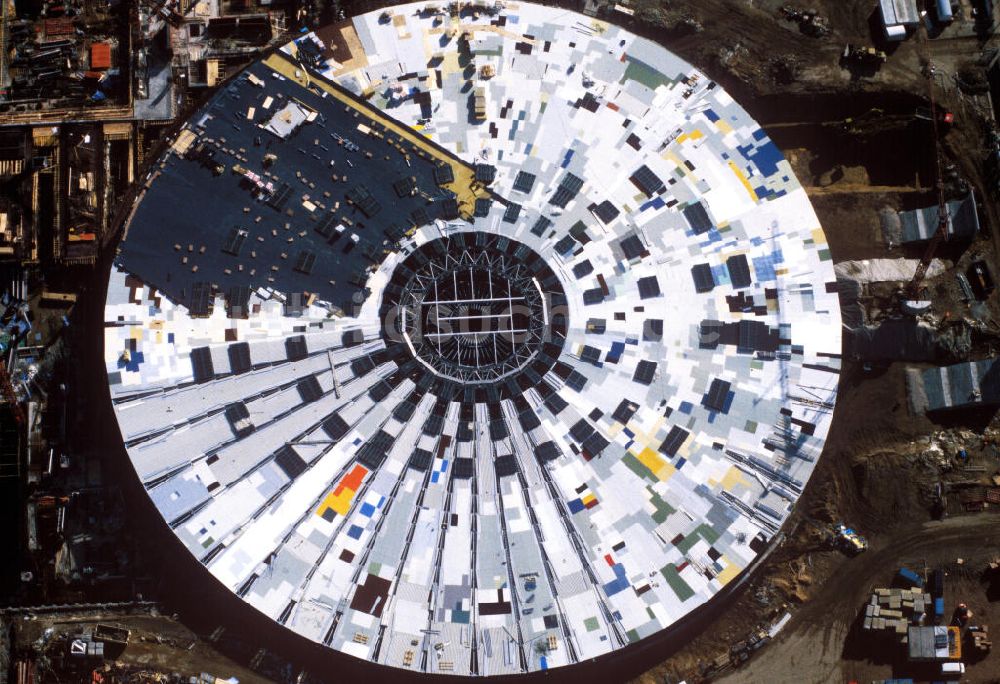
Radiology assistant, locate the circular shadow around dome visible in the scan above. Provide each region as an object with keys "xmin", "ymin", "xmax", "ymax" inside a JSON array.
[{"xmin": 103, "ymin": 2, "xmax": 842, "ymax": 677}]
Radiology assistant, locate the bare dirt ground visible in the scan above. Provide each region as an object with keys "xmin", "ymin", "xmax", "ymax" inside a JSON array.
[
  {"xmin": 8, "ymin": 610, "xmax": 271, "ymax": 683},
  {"xmin": 627, "ymin": 0, "xmax": 927, "ymax": 98}
]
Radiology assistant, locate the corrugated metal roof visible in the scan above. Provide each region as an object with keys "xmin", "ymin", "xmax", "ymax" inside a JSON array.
[
  {"xmin": 880, "ymin": 0, "xmax": 920, "ymax": 25},
  {"xmin": 908, "ymin": 358, "xmax": 1000, "ymax": 413},
  {"xmin": 898, "ymin": 191, "xmax": 979, "ymax": 243}
]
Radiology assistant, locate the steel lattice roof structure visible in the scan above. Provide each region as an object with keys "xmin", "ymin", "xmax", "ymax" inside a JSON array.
[{"xmin": 103, "ymin": 2, "xmax": 841, "ymax": 677}]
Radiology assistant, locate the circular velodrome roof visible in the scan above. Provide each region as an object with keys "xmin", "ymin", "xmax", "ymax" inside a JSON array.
[{"xmin": 104, "ymin": 2, "xmax": 841, "ymax": 677}]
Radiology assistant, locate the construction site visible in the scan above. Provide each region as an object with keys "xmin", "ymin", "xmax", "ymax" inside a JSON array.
[{"xmin": 2, "ymin": 0, "xmax": 1000, "ymax": 683}]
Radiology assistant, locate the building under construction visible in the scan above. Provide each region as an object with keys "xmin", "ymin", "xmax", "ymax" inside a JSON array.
[{"xmin": 0, "ymin": 0, "xmax": 291, "ymax": 268}]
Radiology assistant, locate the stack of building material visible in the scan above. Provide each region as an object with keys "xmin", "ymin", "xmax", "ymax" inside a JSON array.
[
  {"xmin": 970, "ymin": 625, "xmax": 992, "ymax": 653},
  {"xmin": 862, "ymin": 588, "xmax": 934, "ymax": 637}
]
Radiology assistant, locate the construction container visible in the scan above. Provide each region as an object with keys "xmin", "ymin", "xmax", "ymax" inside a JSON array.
[
  {"xmin": 937, "ymin": 0, "xmax": 954, "ymax": 22},
  {"xmin": 897, "ymin": 567, "xmax": 924, "ymax": 588},
  {"xmin": 932, "ymin": 569, "xmax": 945, "ymax": 597}
]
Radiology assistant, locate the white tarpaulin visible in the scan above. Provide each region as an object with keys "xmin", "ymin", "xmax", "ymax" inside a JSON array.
[{"xmin": 835, "ymin": 258, "xmax": 946, "ymax": 283}]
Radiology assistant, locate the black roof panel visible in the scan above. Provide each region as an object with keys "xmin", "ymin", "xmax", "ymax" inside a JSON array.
[
  {"xmin": 190, "ymin": 347, "xmax": 215, "ymax": 384},
  {"xmin": 633, "ymin": 360, "xmax": 657, "ymax": 385}
]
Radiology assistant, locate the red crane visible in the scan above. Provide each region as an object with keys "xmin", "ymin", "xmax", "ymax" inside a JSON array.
[{"xmin": 0, "ymin": 357, "xmax": 25, "ymax": 425}]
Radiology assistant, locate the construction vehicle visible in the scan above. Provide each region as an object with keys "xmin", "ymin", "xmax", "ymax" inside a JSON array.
[
  {"xmin": 831, "ymin": 523, "xmax": 868, "ymax": 554},
  {"xmin": 841, "ymin": 44, "xmax": 887, "ymax": 67},
  {"xmin": 967, "ymin": 260, "xmax": 995, "ymax": 299},
  {"xmin": 914, "ymin": 106, "xmax": 954, "ymax": 126},
  {"xmin": 780, "ymin": 6, "xmax": 831, "ymax": 36},
  {"xmin": 729, "ymin": 627, "xmax": 770, "ymax": 665}
]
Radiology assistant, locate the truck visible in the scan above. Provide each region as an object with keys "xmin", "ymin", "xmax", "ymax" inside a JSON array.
[
  {"xmin": 940, "ymin": 661, "xmax": 965, "ymax": 677},
  {"xmin": 841, "ymin": 44, "xmax": 887, "ymax": 68},
  {"xmin": 967, "ymin": 260, "xmax": 995, "ymax": 299}
]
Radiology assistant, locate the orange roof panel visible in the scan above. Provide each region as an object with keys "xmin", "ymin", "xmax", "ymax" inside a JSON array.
[{"xmin": 90, "ymin": 43, "xmax": 111, "ymax": 70}]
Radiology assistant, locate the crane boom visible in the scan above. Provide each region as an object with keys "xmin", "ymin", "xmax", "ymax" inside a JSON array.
[
  {"xmin": 906, "ymin": 58, "xmax": 950, "ymax": 298},
  {"xmin": 0, "ymin": 358, "xmax": 25, "ymax": 425}
]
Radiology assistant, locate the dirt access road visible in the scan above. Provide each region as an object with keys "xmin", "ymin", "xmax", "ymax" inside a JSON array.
[{"xmin": 721, "ymin": 515, "xmax": 1000, "ymax": 684}]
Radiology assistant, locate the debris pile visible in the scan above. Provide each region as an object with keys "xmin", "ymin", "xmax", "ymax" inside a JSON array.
[{"xmin": 778, "ymin": 6, "xmax": 830, "ymax": 37}]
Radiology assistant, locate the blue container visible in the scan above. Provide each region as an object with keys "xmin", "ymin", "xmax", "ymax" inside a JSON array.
[
  {"xmin": 898, "ymin": 566, "xmax": 924, "ymax": 588},
  {"xmin": 937, "ymin": 0, "xmax": 954, "ymax": 22},
  {"xmin": 935, "ymin": 596, "xmax": 945, "ymax": 617}
]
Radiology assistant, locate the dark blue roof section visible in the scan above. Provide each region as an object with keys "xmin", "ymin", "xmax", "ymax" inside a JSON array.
[
  {"xmin": 620, "ymin": 234, "xmax": 645, "ymax": 261},
  {"xmin": 408, "ymin": 448, "xmax": 434, "ymax": 471},
  {"xmin": 691, "ymin": 263, "xmax": 715, "ymax": 293},
  {"xmin": 475, "ymin": 163, "xmax": 497, "ymax": 184},
  {"xmin": 659, "ymin": 425, "xmax": 689, "ymax": 456},
  {"xmin": 474, "ymin": 197, "xmax": 493, "ymax": 217},
  {"xmin": 592, "ymin": 200, "xmax": 620, "ymax": 224},
  {"xmin": 629, "ymin": 164, "xmax": 664, "ymax": 197},
  {"xmin": 274, "ymin": 446, "xmax": 307, "ymax": 480},
  {"xmin": 572, "ymin": 260, "xmax": 594, "ymax": 278},
  {"xmin": 228, "ymin": 342, "xmax": 252, "ymax": 373},
  {"xmin": 583, "ymin": 287, "xmax": 604, "ymax": 305},
  {"xmin": 738, "ymin": 133, "xmax": 783, "ymax": 177},
  {"xmin": 513, "ymin": 170, "xmax": 536, "ymax": 193},
  {"xmin": 702, "ymin": 378, "xmax": 732, "ymax": 413},
  {"xmin": 727, "ymin": 254, "xmax": 753, "ymax": 289},
  {"xmin": 116, "ymin": 59, "xmax": 474, "ymax": 314},
  {"xmin": 190, "ymin": 347, "xmax": 215, "ymax": 383},
  {"xmin": 534, "ymin": 440, "xmax": 562, "ymax": 463},
  {"xmin": 684, "ymin": 202, "xmax": 713, "ymax": 235},
  {"xmin": 530, "ymin": 215, "xmax": 552, "ymax": 237},
  {"xmin": 554, "ymin": 235, "xmax": 577, "ymax": 255},
  {"xmin": 637, "ymin": 275, "xmax": 661, "ymax": 299},
  {"xmin": 502, "ymin": 202, "xmax": 522, "ymax": 223},
  {"xmin": 633, "ymin": 359, "xmax": 657, "ymax": 385},
  {"xmin": 549, "ymin": 172, "xmax": 584, "ymax": 208}
]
